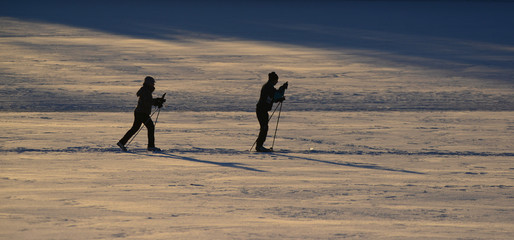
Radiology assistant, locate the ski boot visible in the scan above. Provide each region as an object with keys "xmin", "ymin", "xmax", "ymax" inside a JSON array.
[
  {"xmin": 147, "ymin": 147, "xmax": 162, "ymax": 152},
  {"xmin": 117, "ymin": 142, "xmax": 127, "ymax": 152},
  {"xmin": 256, "ymin": 146, "xmax": 272, "ymax": 152}
]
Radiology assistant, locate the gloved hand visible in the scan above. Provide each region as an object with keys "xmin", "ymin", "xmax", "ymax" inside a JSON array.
[
  {"xmin": 278, "ymin": 82, "xmax": 288, "ymax": 93},
  {"xmin": 155, "ymin": 98, "xmax": 166, "ymax": 108}
]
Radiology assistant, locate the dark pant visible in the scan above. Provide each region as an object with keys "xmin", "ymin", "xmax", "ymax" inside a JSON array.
[
  {"xmin": 120, "ymin": 111, "xmax": 155, "ymax": 148},
  {"xmin": 256, "ymin": 109, "xmax": 269, "ymax": 148}
]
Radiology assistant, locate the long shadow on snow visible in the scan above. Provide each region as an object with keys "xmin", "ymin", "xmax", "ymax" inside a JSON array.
[
  {"xmin": 0, "ymin": 147, "xmax": 263, "ymax": 172},
  {"xmin": 291, "ymin": 149, "xmax": 514, "ymax": 157},
  {"xmin": 271, "ymin": 152, "xmax": 424, "ymax": 175},
  {"xmin": 140, "ymin": 151, "xmax": 266, "ymax": 173}
]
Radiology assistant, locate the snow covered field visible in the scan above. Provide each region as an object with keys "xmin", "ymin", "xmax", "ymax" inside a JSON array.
[
  {"xmin": 1, "ymin": 111, "xmax": 513, "ymax": 239},
  {"xmin": 1, "ymin": 1, "xmax": 514, "ymax": 239}
]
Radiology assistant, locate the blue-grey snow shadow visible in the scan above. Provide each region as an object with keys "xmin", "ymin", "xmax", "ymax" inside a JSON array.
[
  {"xmin": 3, "ymin": 0, "xmax": 514, "ymax": 112},
  {"xmin": 271, "ymin": 152, "xmax": 424, "ymax": 175},
  {"xmin": 2, "ymin": 0, "xmax": 514, "ymax": 82},
  {"xmin": 143, "ymin": 151, "xmax": 266, "ymax": 173}
]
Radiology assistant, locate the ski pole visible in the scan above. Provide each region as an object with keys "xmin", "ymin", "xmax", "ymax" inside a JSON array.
[
  {"xmin": 249, "ymin": 102, "xmax": 282, "ymax": 152},
  {"xmin": 154, "ymin": 107, "xmax": 162, "ymax": 127},
  {"xmin": 270, "ymin": 101, "xmax": 283, "ymax": 151},
  {"xmin": 154, "ymin": 93, "xmax": 165, "ymax": 127},
  {"xmin": 267, "ymin": 101, "xmax": 281, "ymax": 122}
]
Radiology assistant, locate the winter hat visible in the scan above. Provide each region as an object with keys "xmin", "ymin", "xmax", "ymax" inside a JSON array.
[
  {"xmin": 268, "ymin": 72, "xmax": 278, "ymax": 80},
  {"xmin": 144, "ymin": 76, "xmax": 155, "ymax": 85}
]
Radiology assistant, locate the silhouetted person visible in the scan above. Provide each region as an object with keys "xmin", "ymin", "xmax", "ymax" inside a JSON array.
[
  {"xmin": 255, "ymin": 72, "xmax": 288, "ymax": 152},
  {"xmin": 117, "ymin": 76, "xmax": 165, "ymax": 152}
]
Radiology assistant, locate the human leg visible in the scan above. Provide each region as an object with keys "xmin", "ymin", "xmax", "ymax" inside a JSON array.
[
  {"xmin": 143, "ymin": 114, "xmax": 155, "ymax": 148},
  {"xmin": 119, "ymin": 111, "xmax": 145, "ymax": 145},
  {"xmin": 256, "ymin": 109, "xmax": 269, "ymax": 148}
]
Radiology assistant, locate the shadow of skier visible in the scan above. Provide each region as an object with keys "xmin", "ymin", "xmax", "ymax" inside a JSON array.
[
  {"xmin": 142, "ymin": 151, "xmax": 267, "ymax": 173},
  {"xmin": 271, "ymin": 152, "xmax": 424, "ymax": 175}
]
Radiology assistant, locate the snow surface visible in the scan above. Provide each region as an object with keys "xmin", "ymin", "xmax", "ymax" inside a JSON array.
[{"xmin": 1, "ymin": 1, "xmax": 514, "ymax": 239}]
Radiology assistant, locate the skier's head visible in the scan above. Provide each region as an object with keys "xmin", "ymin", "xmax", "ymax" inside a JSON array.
[
  {"xmin": 144, "ymin": 76, "xmax": 155, "ymax": 86},
  {"xmin": 143, "ymin": 76, "xmax": 156, "ymax": 92},
  {"xmin": 268, "ymin": 72, "xmax": 279, "ymax": 85}
]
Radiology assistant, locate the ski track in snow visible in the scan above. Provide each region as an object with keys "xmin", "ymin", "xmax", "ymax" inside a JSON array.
[{"xmin": 3, "ymin": 146, "xmax": 513, "ymax": 157}]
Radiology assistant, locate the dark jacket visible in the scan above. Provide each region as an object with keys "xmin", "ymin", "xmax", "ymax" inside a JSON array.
[
  {"xmin": 257, "ymin": 81, "xmax": 279, "ymax": 111},
  {"xmin": 135, "ymin": 84, "xmax": 156, "ymax": 115}
]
